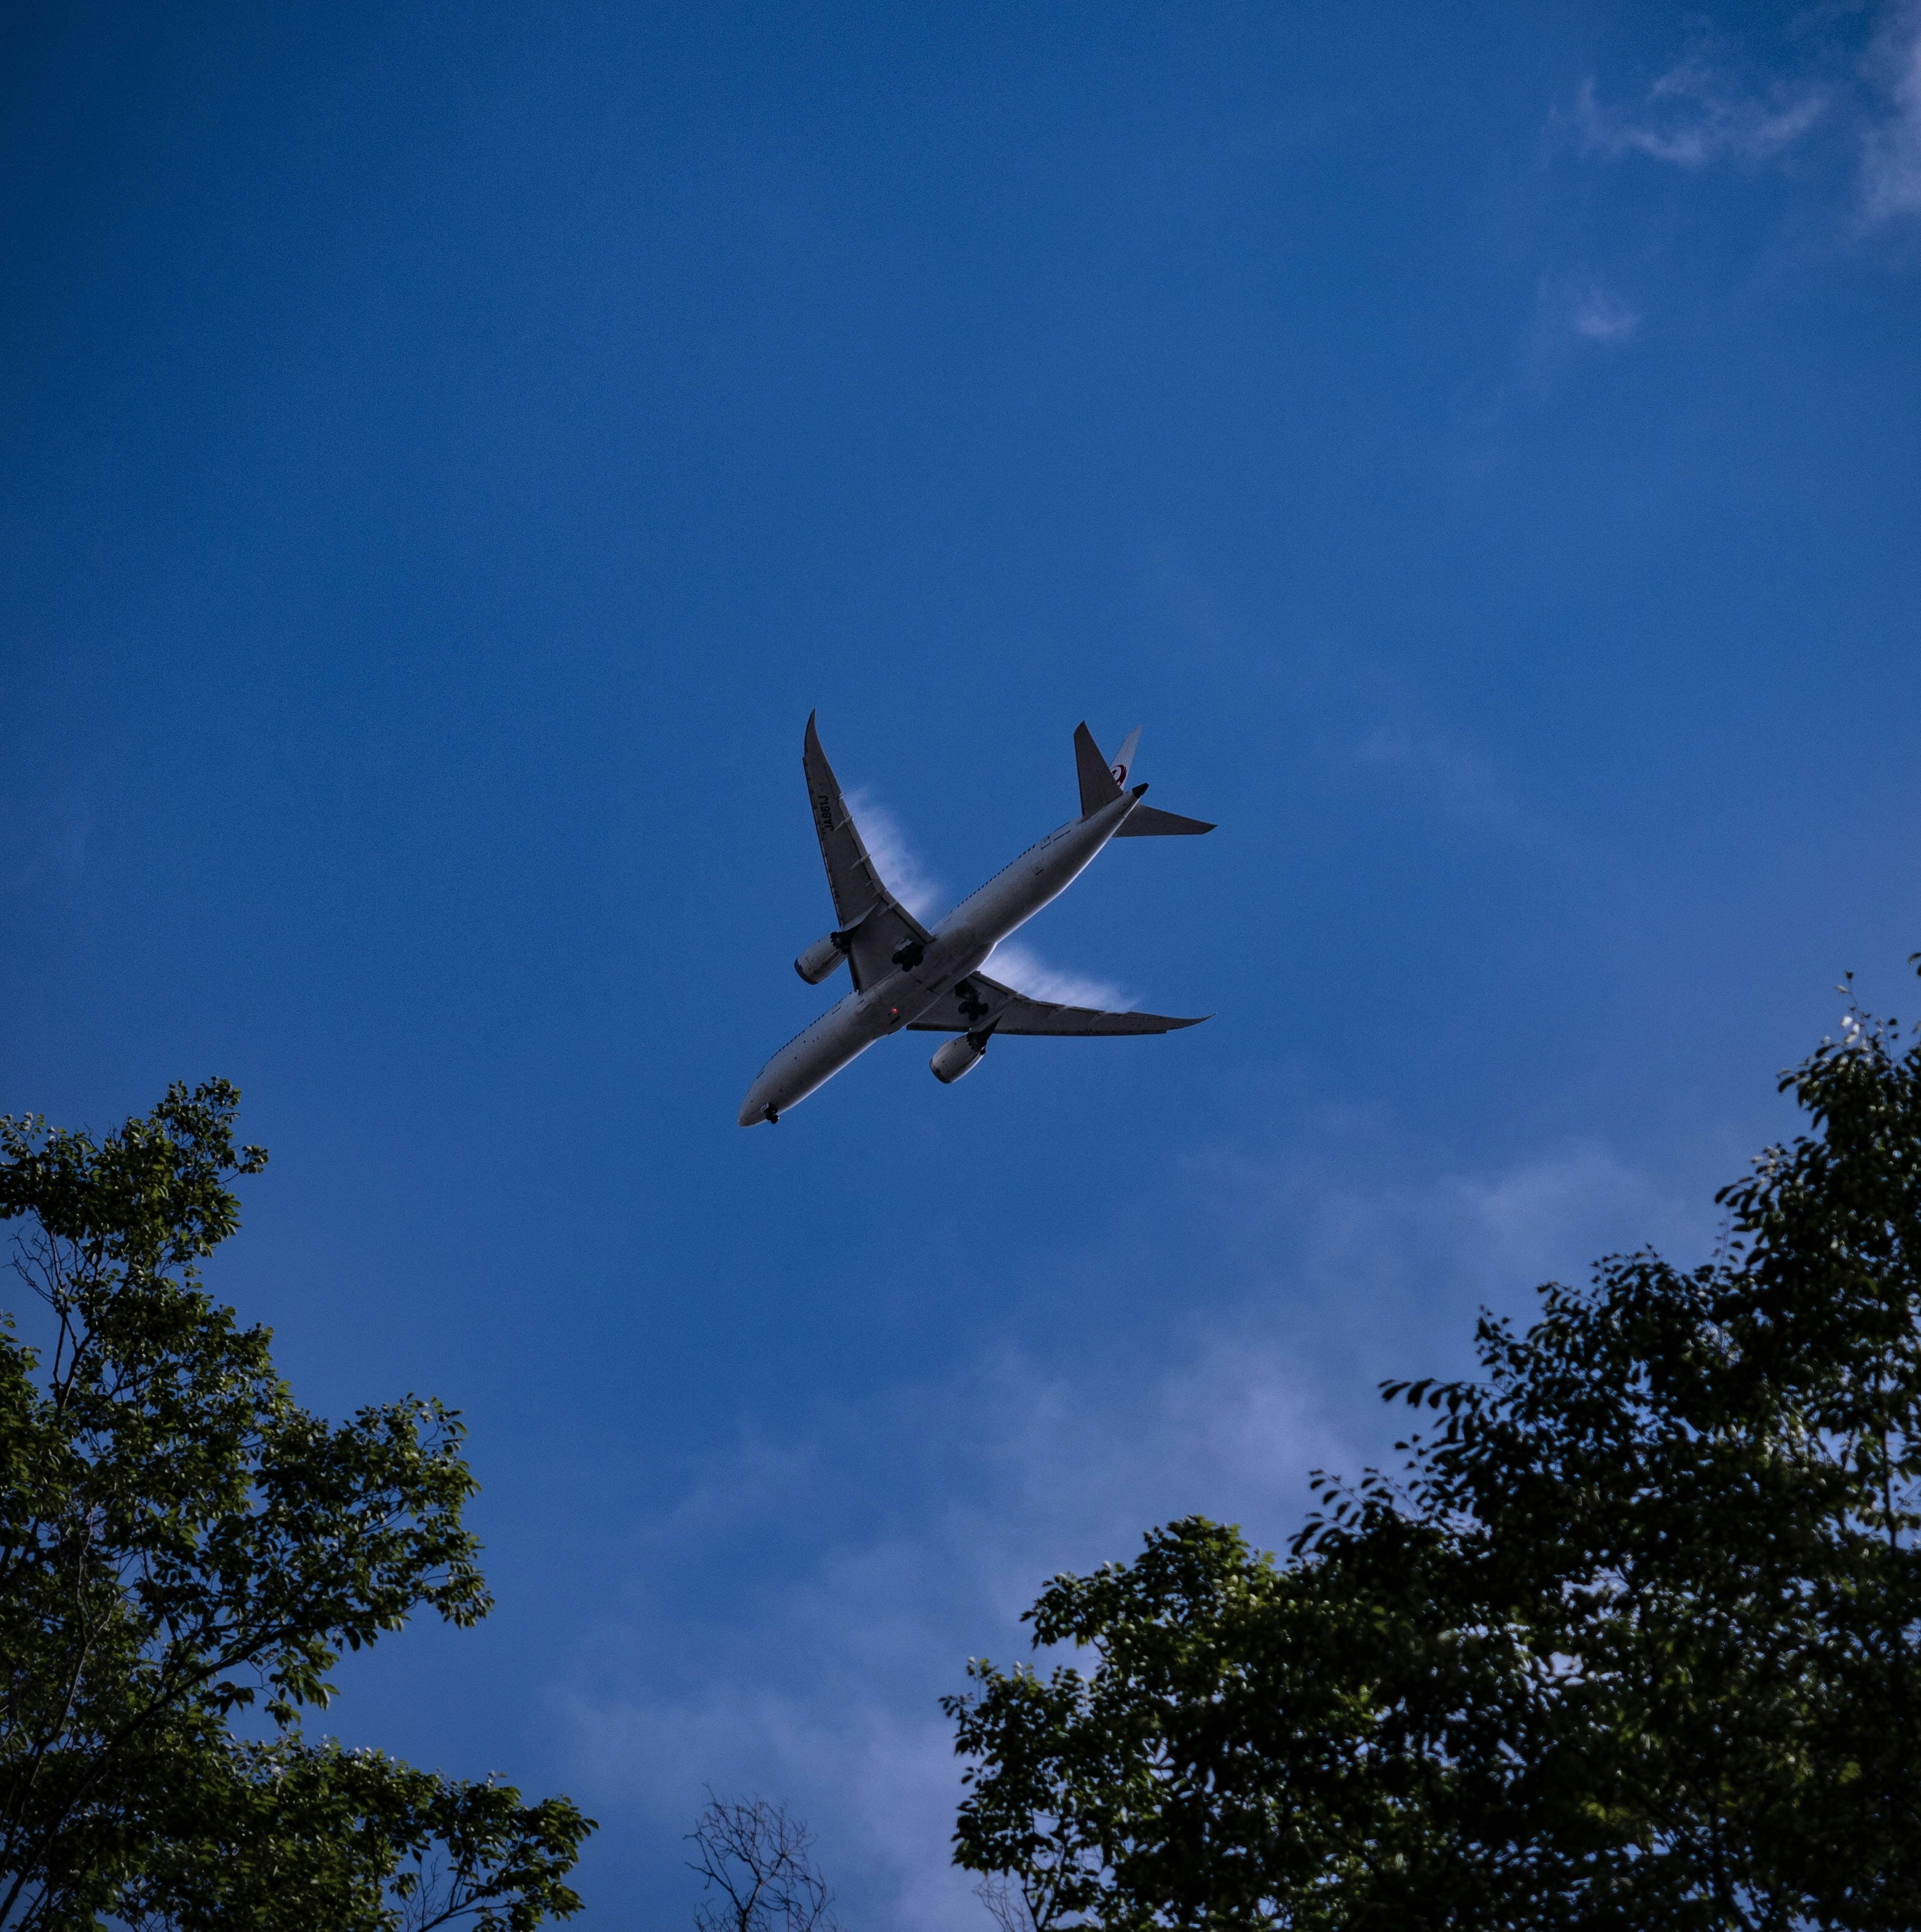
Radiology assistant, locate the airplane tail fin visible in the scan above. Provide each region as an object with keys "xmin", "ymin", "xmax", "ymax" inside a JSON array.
[
  {"xmin": 1074, "ymin": 722, "xmax": 1124, "ymax": 816},
  {"xmin": 1074, "ymin": 721, "xmax": 1216, "ymax": 836}
]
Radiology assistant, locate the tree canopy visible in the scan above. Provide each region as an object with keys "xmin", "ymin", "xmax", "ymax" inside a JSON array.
[
  {"xmin": 0, "ymin": 1079, "xmax": 593, "ymax": 1930},
  {"xmin": 947, "ymin": 984, "xmax": 1921, "ymax": 1930}
]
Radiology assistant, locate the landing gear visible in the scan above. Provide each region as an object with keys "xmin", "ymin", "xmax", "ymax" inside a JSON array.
[{"xmin": 762, "ymin": 1104, "xmax": 780, "ymax": 1124}]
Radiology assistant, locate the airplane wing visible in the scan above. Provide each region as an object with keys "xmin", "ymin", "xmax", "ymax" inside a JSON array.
[
  {"xmin": 803, "ymin": 712, "xmax": 932, "ymax": 992},
  {"xmin": 906, "ymin": 971, "xmax": 1208, "ymax": 1036}
]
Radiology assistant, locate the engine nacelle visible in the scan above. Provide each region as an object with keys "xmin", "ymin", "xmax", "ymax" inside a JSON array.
[
  {"xmin": 929, "ymin": 1031, "xmax": 990, "ymax": 1085},
  {"xmin": 794, "ymin": 932, "xmax": 848, "ymax": 985}
]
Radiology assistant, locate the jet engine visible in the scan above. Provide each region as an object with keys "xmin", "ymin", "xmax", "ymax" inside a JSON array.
[
  {"xmin": 794, "ymin": 932, "xmax": 848, "ymax": 985},
  {"xmin": 929, "ymin": 1031, "xmax": 991, "ymax": 1085}
]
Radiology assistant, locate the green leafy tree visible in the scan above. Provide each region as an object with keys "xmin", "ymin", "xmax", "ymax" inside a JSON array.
[
  {"xmin": 0, "ymin": 1079, "xmax": 593, "ymax": 1929},
  {"xmin": 948, "ymin": 979, "xmax": 1921, "ymax": 1930}
]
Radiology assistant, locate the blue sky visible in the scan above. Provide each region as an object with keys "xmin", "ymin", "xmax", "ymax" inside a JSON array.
[{"xmin": 5, "ymin": 3, "xmax": 1920, "ymax": 1922}]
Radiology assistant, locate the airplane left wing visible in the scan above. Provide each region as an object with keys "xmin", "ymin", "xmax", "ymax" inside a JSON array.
[
  {"xmin": 803, "ymin": 712, "xmax": 932, "ymax": 992},
  {"xmin": 906, "ymin": 971, "xmax": 1207, "ymax": 1036}
]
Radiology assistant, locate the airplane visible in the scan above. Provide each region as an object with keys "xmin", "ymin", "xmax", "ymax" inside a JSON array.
[{"xmin": 738, "ymin": 714, "xmax": 1215, "ymax": 1125}]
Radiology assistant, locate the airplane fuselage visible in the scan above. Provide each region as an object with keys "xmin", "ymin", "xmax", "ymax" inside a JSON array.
[{"xmin": 738, "ymin": 787, "xmax": 1143, "ymax": 1125}]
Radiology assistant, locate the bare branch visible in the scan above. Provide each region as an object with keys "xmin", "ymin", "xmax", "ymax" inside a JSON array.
[{"xmin": 687, "ymin": 1790, "xmax": 838, "ymax": 1932}]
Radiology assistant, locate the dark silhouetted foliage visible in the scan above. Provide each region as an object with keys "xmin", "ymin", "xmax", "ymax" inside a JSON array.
[
  {"xmin": 0, "ymin": 1080, "xmax": 593, "ymax": 1930},
  {"xmin": 949, "ymin": 978, "xmax": 1921, "ymax": 1930}
]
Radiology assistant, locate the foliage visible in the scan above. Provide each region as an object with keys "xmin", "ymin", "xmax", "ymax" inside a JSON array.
[
  {"xmin": 0, "ymin": 1079, "xmax": 593, "ymax": 1929},
  {"xmin": 687, "ymin": 1791, "xmax": 838, "ymax": 1932},
  {"xmin": 947, "ymin": 981, "xmax": 1921, "ymax": 1930}
]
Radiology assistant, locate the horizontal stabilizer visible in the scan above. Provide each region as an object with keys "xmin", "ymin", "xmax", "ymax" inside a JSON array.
[
  {"xmin": 1114, "ymin": 803, "xmax": 1215, "ymax": 837},
  {"xmin": 1074, "ymin": 722, "xmax": 1123, "ymax": 817}
]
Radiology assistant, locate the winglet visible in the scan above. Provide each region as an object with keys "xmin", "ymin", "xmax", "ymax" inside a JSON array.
[{"xmin": 1074, "ymin": 722, "xmax": 1124, "ymax": 817}]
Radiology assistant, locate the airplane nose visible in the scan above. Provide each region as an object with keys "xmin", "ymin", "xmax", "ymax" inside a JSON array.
[{"xmin": 738, "ymin": 1073, "xmax": 779, "ymax": 1126}]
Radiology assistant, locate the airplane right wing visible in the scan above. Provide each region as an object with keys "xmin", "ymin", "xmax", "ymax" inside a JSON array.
[
  {"xmin": 803, "ymin": 712, "xmax": 932, "ymax": 992},
  {"xmin": 905, "ymin": 971, "xmax": 1208, "ymax": 1036}
]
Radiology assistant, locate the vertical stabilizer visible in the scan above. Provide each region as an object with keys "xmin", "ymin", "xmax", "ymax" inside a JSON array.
[{"xmin": 1074, "ymin": 722, "xmax": 1124, "ymax": 817}]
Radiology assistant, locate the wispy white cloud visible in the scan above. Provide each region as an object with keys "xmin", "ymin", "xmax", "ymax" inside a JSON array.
[
  {"xmin": 1568, "ymin": 283, "xmax": 1641, "ymax": 343},
  {"xmin": 560, "ymin": 1335, "xmax": 1352, "ymax": 1932},
  {"xmin": 1357, "ymin": 722, "xmax": 1502, "ymax": 820},
  {"xmin": 567, "ymin": 1682, "xmax": 969, "ymax": 1932},
  {"xmin": 1562, "ymin": 10, "xmax": 1921, "ymax": 230},
  {"xmin": 1354, "ymin": 717, "xmax": 1580, "ymax": 861},
  {"xmin": 555, "ymin": 1132, "xmax": 1728, "ymax": 1930},
  {"xmin": 1863, "ymin": 4, "xmax": 1921, "ymax": 221},
  {"xmin": 1523, "ymin": 271, "xmax": 1645, "ymax": 361},
  {"xmin": 1229, "ymin": 1139, "xmax": 1724, "ymax": 1330},
  {"xmin": 1570, "ymin": 63, "xmax": 1827, "ymax": 168}
]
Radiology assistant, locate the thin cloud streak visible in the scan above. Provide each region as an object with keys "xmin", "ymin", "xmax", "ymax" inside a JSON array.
[
  {"xmin": 1561, "ymin": 9, "xmax": 1921, "ymax": 229},
  {"xmin": 1569, "ymin": 285, "xmax": 1640, "ymax": 343},
  {"xmin": 1354, "ymin": 717, "xmax": 1583, "ymax": 863},
  {"xmin": 1569, "ymin": 65, "xmax": 1827, "ymax": 168},
  {"xmin": 1864, "ymin": 5, "xmax": 1921, "ymax": 221},
  {"xmin": 562, "ymin": 1338, "xmax": 1353, "ymax": 1932}
]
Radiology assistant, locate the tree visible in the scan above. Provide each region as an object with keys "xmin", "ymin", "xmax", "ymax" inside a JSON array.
[
  {"xmin": 947, "ymin": 979, "xmax": 1921, "ymax": 1930},
  {"xmin": 687, "ymin": 1791, "xmax": 837, "ymax": 1932},
  {"xmin": 0, "ymin": 1079, "xmax": 594, "ymax": 1929}
]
